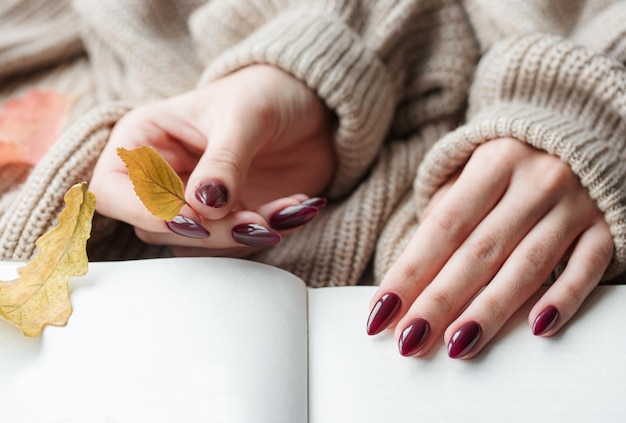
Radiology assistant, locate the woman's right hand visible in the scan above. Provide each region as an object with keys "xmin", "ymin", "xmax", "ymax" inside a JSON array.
[{"xmin": 90, "ymin": 64, "xmax": 336, "ymax": 255}]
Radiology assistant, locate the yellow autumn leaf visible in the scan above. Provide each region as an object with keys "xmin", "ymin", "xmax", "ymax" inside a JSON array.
[
  {"xmin": 0, "ymin": 182, "xmax": 95, "ymax": 336},
  {"xmin": 117, "ymin": 145, "xmax": 187, "ymax": 221}
]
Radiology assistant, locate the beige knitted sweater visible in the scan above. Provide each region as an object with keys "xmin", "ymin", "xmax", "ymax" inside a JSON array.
[{"xmin": 1, "ymin": 0, "xmax": 625, "ymax": 287}]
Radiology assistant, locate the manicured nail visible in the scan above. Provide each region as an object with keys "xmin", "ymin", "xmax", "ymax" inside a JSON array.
[
  {"xmin": 301, "ymin": 197, "xmax": 328, "ymax": 209},
  {"xmin": 166, "ymin": 215, "xmax": 210, "ymax": 239},
  {"xmin": 195, "ymin": 181, "xmax": 228, "ymax": 208},
  {"xmin": 269, "ymin": 205, "xmax": 319, "ymax": 230},
  {"xmin": 366, "ymin": 293, "xmax": 401, "ymax": 335},
  {"xmin": 532, "ymin": 305, "xmax": 559, "ymax": 336},
  {"xmin": 448, "ymin": 321, "xmax": 481, "ymax": 359},
  {"xmin": 232, "ymin": 223, "xmax": 281, "ymax": 247},
  {"xmin": 398, "ymin": 318, "xmax": 430, "ymax": 357}
]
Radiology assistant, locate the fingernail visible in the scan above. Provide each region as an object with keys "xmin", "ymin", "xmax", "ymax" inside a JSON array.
[
  {"xmin": 532, "ymin": 305, "xmax": 559, "ymax": 336},
  {"xmin": 366, "ymin": 293, "xmax": 401, "ymax": 335},
  {"xmin": 398, "ymin": 318, "xmax": 430, "ymax": 357},
  {"xmin": 166, "ymin": 215, "xmax": 210, "ymax": 238},
  {"xmin": 448, "ymin": 321, "xmax": 481, "ymax": 359},
  {"xmin": 269, "ymin": 205, "xmax": 319, "ymax": 230},
  {"xmin": 195, "ymin": 181, "xmax": 228, "ymax": 208},
  {"xmin": 232, "ymin": 223, "xmax": 281, "ymax": 247},
  {"xmin": 301, "ymin": 197, "xmax": 328, "ymax": 209}
]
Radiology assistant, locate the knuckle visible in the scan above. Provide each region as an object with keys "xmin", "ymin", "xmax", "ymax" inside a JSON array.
[
  {"xmin": 521, "ymin": 241, "xmax": 553, "ymax": 271},
  {"xmin": 393, "ymin": 262, "xmax": 424, "ymax": 287},
  {"xmin": 426, "ymin": 289, "xmax": 454, "ymax": 316},
  {"xmin": 207, "ymin": 148, "xmax": 246, "ymax": 180},
  {"xmin": 582, "ymin": 241, "xmax": 613, "ymax": 274},
  {"xmin": 559, "ymin": 280, "xmax": 585, "ymax": 308},
  {"xmin": 534, "ymin": 159, "xmax": 573, "ymax": 195},
  {"xmin": 481, "ymin": 294, "xmax": 509, "ymax": 323},
  {"xmin": 576, "ymin": 222, "xmax": 614, "ymax": 277},
  {"xmin": 464, "ymin": 234, "xmax": 502, "ymax": 267},
  {"xmin": 428, "ymin": 208, "xmax": 462, "ymax": 235}
]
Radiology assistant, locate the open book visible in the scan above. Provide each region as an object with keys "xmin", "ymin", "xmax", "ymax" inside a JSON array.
[{"xmin": 1, "ymin": 257, "xmax": 625, "ymax": 422}]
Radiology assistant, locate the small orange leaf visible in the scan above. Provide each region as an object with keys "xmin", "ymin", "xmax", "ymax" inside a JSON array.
[
  {"xmin": 0, "ymin": 182, "xmax": 95, "ymax": 336},
  {"xmin": 0, "ymin": 88, "xmax": 72, "ymax": 167},
  {"xmin": 117, "ymin": 145, "xmax": 187, "ymax": 221}
]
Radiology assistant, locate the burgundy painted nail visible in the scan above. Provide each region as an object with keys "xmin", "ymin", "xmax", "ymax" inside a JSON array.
[
  {"xmin": 366, "ymin": 293, "xmax": 401, "ymax": 336},
  {"xmin": 448, "ymin": 321, "xmax": 482, "ymax": 359},
  {"xmin": 532, "ymin": 305, "xmax": 559, "ymax": 336},
  {"xmin": 301, "ymin": 197, "xmax": 328, "ymax": 209},
  {"xmin": 269, "ymin": 205, "xmax": 319, "ymax": 230},
  {"xmin": 166, "ymin": 215, "xmax": 210, "ymax": 239},
  {"xmin": 195, "ymin": 181, "xmax": 228, "ymax": 208},
  {"xmin": 232, "ymin": 223, "xmax": 281, "ymax": 247},
  {"xmin": 398, "ymin": 318, "xmax": 430, "ymax": 357}
]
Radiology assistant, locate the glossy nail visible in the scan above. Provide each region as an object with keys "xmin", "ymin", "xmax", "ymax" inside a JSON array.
[
  {"xmin": 532, "ymin": 305, "xmax": 559, "ymax": 336},
  {"xmin": 366, "ymin": 293, "xmax": 401, "ymax": 335},
  {"xmin": 398, "ymin": 318, "xmax": 430, "ymax": 357},
  {"xmin": 301, "ymin": 197, "xmax": 328, "ymax": 209},
  {"xmin": 448, "ymin": 321, "xmax": 481, "ymax": 359},
  {"xmin": 195, "ymin": 181, "xmax": 228, "ymax": 208},
  {"xmin": 269, "ymin": 205, "xmax": 319, "ymax": 230},
  {"xmin": 166, "ymin": 215, "xmax": 210, "ymax": 239},
  {"xmin": 232, "ymin": 223, "xmax": 281, "ymax": 247}
]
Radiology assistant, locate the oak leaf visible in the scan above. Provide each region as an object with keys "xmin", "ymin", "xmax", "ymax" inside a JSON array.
[
  {"xmin": 117, "ymin": 145, "xmax": 187, "ymax": 221},
  {"xmin": 0, "ymin": 88, "xmax": 72, "ymax": 167},
  {"xmin": 0, "ymin": 182, "xmax": 95, "ymax": 336}
]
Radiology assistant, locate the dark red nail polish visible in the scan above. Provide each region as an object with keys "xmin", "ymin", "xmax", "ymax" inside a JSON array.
[
  {"xmin": 301, "ymin": 197, "xmax": 328, "ymax": 209},
  {"xmin": 232, "ymin": 223, "xmax": 281, "ymax": 247},
  {"xmin": 269, "ymin": 205, "xmax": 319, "ymax": 230},
  {"xmin": 398, "ymin": 318, "xmax": 430, "ymax": 357},
  {"xmin": 448, "ymin": 321, "xmax": 481, "ymax": 359},
  {"xmin": 366, "ymin": 293, "xmax": 401, "ymax": 335},
  {"xmin": 532, "ymin": 305, "xmax": 559, "ymax": 336},
  {"xmin": 166, "ymin": 215, "xmax": 210, "ymax": 238},
  {"xmin": 195, "ymin": 181, "xmax": 228, "ymax": 208}
]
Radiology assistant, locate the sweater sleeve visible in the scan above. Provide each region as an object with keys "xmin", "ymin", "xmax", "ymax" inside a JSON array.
[
  {"xmin": 414, "ymin": 4, "xmax": 626, "ymax": 278},
  {"xmin": 0, "ymin": 0, "xmax": 83, "ymax": 81},
  {"xmin": 188, "ymin": 0, "xmax": 478, "ymax": 198}
]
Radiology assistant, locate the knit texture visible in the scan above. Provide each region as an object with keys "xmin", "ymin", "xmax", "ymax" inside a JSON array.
[
  {"xmin": 415, "ymin": 33, "xmax": 626, "ymax": 277},
  {"xmin": 1, "ymin": 0, "xmax": 625, "ymax": 286}
]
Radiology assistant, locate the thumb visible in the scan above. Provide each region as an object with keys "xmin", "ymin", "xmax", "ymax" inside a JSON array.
[{"xmin": 185, "ymin": 118, "xmax": 264, "ymax": 220}]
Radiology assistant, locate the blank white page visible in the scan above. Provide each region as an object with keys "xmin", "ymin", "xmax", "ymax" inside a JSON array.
[
  {"xmin": 0, "ymin": 257, "xmax": 309, "ymax": 423},
  {"xmin": 308, "ymin": 285, "xmax": 626, "ymax": 423}
]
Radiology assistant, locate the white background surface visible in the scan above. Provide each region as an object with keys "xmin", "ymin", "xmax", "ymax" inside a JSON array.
[
  {"xmin": 308, "ymin": 285, "xmax": 626, "ymax": 422},
  {"xmin": 0, "ymin": 258, "xmax": 309, "ymax": 423},
  {"xmin": 1, "ymin": 257, "xmax": 625, "ymax": 422}
]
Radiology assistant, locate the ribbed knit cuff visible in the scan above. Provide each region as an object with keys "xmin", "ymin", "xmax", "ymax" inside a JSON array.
[
  {"xmin": 197, "ymin": 7, "xmax": 395, "ymax": 198},
  {"xmin": 415, "ymin": 34, "xmax": 626, "ymax": 278}
]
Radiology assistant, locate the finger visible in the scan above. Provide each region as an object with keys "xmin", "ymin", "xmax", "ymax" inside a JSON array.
[
  {"xmin": 392, "ymin": 173, "xmax": 558, "ymax": 356},
  {"xmin": 90, "ymin": 105, "xmax": 201, "ymax": 232},
  {"xmin": 91, "ymin": 171, "xmax": 169, "ymax": 233},
  {"xmin": 259, "ymin": 197, "xmax": 320, "ymax": 233},
  {"xmin": 141, "ymin": 194, "xmax": 324, "ymax": 249},
  {"xmin": 367, "ymin": 148, "xmax": 511, "ymax": 335},
  {"xmin": 529, "ymin": 219, "xmax": 613, "ymax": 337},
  {"xmin": 137, "ymin": 209, "xmax": 281, "ymax": 249},
  {"xmin": 441, "ymin": 199, "xmax": 597, "ymax": 360},
  {"xmin": 184, "ymin": 102, "xmax": 268, "ymax": 221}
]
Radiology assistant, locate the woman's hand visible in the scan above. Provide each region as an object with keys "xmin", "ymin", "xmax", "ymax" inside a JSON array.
[
  {"xmin": 367, "ymin": 137, "xmax": 613, "ymax": 359},
  {"xmin": 90, "ymin": 65, "xmax": 335, "ymax": 255}
]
